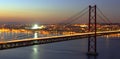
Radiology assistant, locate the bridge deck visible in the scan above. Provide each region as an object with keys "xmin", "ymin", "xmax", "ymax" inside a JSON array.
[{"xmin": 0, "ymin": 30, "xmax": 120, "ymax": 50}]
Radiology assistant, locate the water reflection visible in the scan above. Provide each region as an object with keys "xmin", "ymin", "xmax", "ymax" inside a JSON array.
[
  {"xmin": 34, "ymin": 32, "xmax": 38, "ymax": 38},
  {"xmin": 0, "ymin": 33, "xmax": 120, "ymax": 59},
  {"xmin": 87, "ymin": 56, "xmax": 97, "ymax": 59},
  {"xmin": 33, "ymin": 45, "xmax": 38, "ymax": 54},
  {"xmin": 32, "ymin": 45, "xmax": 39, "ymax": 59},
  {"xmin": 103, "ymin": 33, "xmax": 120, "ymax": 38}
]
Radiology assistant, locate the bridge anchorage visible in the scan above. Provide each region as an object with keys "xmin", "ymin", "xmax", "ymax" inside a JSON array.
[{"xmin": 87, "ymin": 5, "xmax": 98, "ymax": 56}]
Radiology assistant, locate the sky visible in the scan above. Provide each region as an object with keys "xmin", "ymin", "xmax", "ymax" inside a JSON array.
[{"xmin": 0, "ymin": 0, "xmax": 120, "ymax": 24}]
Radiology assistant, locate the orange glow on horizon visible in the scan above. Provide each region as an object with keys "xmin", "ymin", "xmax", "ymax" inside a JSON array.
[{"xmin": 0, "ymin": 9, "xmax": 70, "ymax": 23}]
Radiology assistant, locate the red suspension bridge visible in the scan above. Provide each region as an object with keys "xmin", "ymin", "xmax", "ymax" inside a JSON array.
[{"xmin": 0, "ymin": 5, "xmax": 120, "ymax": 56}]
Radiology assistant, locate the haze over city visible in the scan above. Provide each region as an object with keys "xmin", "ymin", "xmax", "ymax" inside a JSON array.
[{"xmin": 0, "ymin": 0, "xmax": 120, "ymax": 24}]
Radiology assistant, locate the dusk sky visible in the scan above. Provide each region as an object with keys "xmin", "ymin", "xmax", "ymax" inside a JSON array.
[{"xmin": 0, "ymin": 0, "xmax": 120, "ymax": 24}]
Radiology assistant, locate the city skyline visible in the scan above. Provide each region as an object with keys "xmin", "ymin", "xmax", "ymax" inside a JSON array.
[{"xmin": 0, "ymin": 0, "xmax": 120, "ymax": 24}]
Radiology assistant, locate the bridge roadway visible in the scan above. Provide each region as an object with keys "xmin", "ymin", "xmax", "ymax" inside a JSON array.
[{"xmin": 0, "ymin": 30, "xmax": 120, "ymax": 50}]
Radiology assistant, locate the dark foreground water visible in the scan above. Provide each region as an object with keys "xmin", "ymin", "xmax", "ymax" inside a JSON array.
[{"xmin": 0, "ymin": 34, "xmax": 120, "ymax": 59}]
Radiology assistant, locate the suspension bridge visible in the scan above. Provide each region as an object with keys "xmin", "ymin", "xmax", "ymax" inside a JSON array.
[{"xmin": 0, "ymin": 5, "xmax": 120, "ymax": 56}]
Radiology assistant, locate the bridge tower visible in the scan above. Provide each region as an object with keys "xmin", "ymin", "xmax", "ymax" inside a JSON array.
[{"xmin": 87, "ymin": 5, "xmax": 98, "ymax": 56}]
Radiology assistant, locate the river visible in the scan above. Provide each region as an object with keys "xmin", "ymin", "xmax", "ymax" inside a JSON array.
[{"xmin": 0, "ymin": 33, "xmax": 120, "ymax": 59}]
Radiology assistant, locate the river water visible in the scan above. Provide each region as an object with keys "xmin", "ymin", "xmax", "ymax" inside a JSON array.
[{"xmin": 0, "ymin": 33, "xmax": 120, "ymax": 59}]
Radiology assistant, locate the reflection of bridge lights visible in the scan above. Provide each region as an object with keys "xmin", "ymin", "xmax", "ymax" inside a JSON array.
[
  {"xmin": 32, "ymin": 45, "xmax": 39, "ymax": 59},
  {"xmin": 106, "ymin": 35, "xmax": 109, "ymax": 39},
  {"xmin": 33, "ymin": 48, "xmax": 38, "ymax": 54},
  {"xmin": 34, "ymin": 32, "xmax": 38, "ymax": 38}
]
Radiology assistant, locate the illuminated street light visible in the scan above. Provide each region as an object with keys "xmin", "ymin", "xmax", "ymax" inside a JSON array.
[
  {"xmin": 31, "ymin": 24, "xmax": 46, "ymax": 29},
  {"xmin": 32, "ymin": 24, "xmax": 39, "ymax": 29}
]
